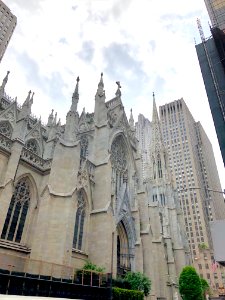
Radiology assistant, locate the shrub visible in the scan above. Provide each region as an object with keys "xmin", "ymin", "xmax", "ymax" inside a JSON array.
[
  {"xmin": 82, "ymin": 260, "xmax": 105, "ymax": 272},
  {"xmin": 124, "ymin": 272, "xmax": 151, "ymax": 296},
  {"xmin": 179, "ymin": 266, "xmax": 203, "ymax": 300},
  {"xmin": 113, "ymin": 287, "xmax": 144, "ymax": 300}
]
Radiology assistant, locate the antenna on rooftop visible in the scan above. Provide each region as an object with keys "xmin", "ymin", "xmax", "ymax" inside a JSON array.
[{"xmin": 197, "ymin": 18, "xmax": 205, "ymax": 42}]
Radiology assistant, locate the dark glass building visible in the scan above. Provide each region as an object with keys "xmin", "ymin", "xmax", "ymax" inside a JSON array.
[{"xmin": 196, "ymin": 27, "xmax": 225, "ymax": 166}]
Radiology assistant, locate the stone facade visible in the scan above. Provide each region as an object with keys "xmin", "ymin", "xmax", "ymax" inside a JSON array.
[{"xmin": 0, "ymin": 72, "xmax": 189, "ymax": 299}]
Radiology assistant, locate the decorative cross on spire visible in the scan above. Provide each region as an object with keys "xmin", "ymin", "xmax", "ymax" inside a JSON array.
[{"xmin": 115, "ymin": 81, "xmax": 121, "ymax": 97}]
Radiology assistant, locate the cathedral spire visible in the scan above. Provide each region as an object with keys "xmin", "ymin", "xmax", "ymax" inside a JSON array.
[
  {"xmin": 151, "ymin": 92, "xmax": 163, "ymax": 143},
  {"xmin": 71, "ymin": 76, "xmax": 79, "ymax": 112},
  {"xmin": 152, "ymin": 92, "xmax": 160, "ymax": 124},
  {"xmin": 30, "ymin": 92, "xmax": 34, "ymax": 105},
  {"xmin": 0, "ymin": 71, "xmax": 10, "ymax": 94}
]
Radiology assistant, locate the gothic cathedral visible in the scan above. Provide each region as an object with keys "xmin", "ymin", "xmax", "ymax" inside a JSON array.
[{"xmin": 0, "ymin": 72, "xmax": 190, "ymax": 299}]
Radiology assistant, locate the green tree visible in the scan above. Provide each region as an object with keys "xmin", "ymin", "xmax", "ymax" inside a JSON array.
[
  {"xmin": 124, "ymin": 272, "xmax": 151, "ymax": 296},
  {"xmin": 201, "ymin": 278, "xmax": 210, "ymax": 299},
  {"xmin": 179, "ymin": 266, "xmax": 203, "ymax": 300}
]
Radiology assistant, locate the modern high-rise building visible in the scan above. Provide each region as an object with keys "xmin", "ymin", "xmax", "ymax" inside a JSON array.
[
  {"xmin": 204, "ymin": 0, "xmax": 225, "ymax": 31},
  {"xmin": 196, "ymin": 2, "xmax": 225, "ymax": 166},
  {"xmin": 159, "ymin": 98, "xmax": 225, "ymax": 293},
  {"xmin": 0, "ymin": 0, "xmax": 17, "ymax": 63},
  {"xmin": 196, "ymin": 27, "xmax": 225, "ymax": 167}
]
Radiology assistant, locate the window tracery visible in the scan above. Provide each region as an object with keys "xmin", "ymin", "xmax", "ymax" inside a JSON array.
[
  {"xmin": 25, "ymin": 139, "xmax": 39, "ymax": 155},
  {"xmin": 0, "ymin": 121, "xmax": 12, "ymax": 138},
  {"xmin": 111, "ymin": 136, "xmax": 127, "ymax": 172},
  {"xmin": 1, "ymin": 178, "xmax": 31, "ymax": 243},
  {"xmin": 80, "ymin": 135, "xmax": 88, "ymax": 158},
  {"xmin": 73, "ymin": 189, "xmax": 86, "ymax": 250}
]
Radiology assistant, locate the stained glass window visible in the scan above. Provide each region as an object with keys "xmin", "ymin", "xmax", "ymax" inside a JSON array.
[
  {"xmin": 25, "ymin": 139, "xmax": 39, "ymax": 155},
  {"xmin": 0, "ymin": 121, "xmax": 12, "ymax": 138},
  {"xmin": 1, "ymin": 178, "xmax": 30, "ymax": 243},
  {"xmin": 73, "ymin": 190, "xmax": 86, "ymax": 250}
]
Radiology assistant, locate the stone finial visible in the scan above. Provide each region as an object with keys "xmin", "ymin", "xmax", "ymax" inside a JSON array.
[
  {"xmin": 57, "ymin": 118, "xmax": 61, "ymax": 127},
  {"xmin": 53, "ymin": 112, "xmax": 57, "ymax": 125},
  {"xmin": 96, "ymin": 72, "xmax": 105, "ymax": 97},
  {"xmin": 47, "ymin": 109, "xmax": 54, "ymax": 126},
  {"xmin": 0, "ymin": 71, "xmax": 10, "ymax": 93},
  {"xmin": 129, "ymin": 108, "xmax": 134, "ymax": 129},
  {"xmin": 23, "ymin": 90, "xmax": 32, "ymax": 106},
  {"xmin": 30, "ymin": 92, "xmax": 34, "ymax": 104},
  {"xmin": 71, "ymin": 76, "xmax": 80, "ymax": 112},
  {"xmin": 115, "ymin": 81, "xmax": 121, "ymax": 97}
]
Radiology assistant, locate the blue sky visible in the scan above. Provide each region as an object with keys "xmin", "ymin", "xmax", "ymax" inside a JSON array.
[{"xmin": 1, "ymin": 0, "xmax": 224, "ymax": 187}]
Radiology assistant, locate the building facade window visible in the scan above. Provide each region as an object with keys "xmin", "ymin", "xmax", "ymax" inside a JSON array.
[
  {"xmin": 25, "ymin": 139, "xmax": 39, "ymax": 155},
  {"xmin": 73, "ymin": 189, "xmax": 86, "ymax": 250},
  {"xmin": 0, "ymin": 121, "xmax": 12, "ymax": 138},
  {"xmin": 1, "ymin": 178, "xmax": 31, "ymax": 243},
  {"xmin": 80, "ymin": 135, "xmax": 88, "ymax": 158}
]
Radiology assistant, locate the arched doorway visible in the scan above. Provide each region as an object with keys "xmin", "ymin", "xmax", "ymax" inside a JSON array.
[{"xmin": 117, "ymin": 221, "xmax": 131, "ymax": 276}]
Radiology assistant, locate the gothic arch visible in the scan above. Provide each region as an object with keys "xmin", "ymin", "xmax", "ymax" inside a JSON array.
[
  {"xmin": 0, "ymin": 120, "xmax": 13, "ymax": 138},
  {"xmin": 109, "ymin": 132, "xmax": 136, "ymax": 172},
  {"xmin": 25, "ymin": 138, "xmax": 40, "ymax": 155},
  {"xmin": 117, "ymin": 216, "xmax": 135, "ymax": 275},
  {"xmin": 1, "ymin": 176, "xmax": 37, "ymax": 244},
  {"xmin": 72, "ymin": 189, "xmax": 88, "ymax": 251},
  {"xmin": 14, "ymin": 173, "xmax": 39, "ymax": 208}
]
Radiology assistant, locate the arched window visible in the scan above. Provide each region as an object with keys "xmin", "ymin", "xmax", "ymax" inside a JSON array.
[
  {"xmin": 25, "ymin": 139, "xmax": 39, "ymax": 155},
  {"xmin": 1, "ymin": 178, "xmax": 31, "ymax": 243},
  {"xmin": 157, "ymin": 155, "xmax": 162, "ymax": 178},
  {"xmin": 73, "ymin": 189, "xmax": 86, "ymax": 250},
  {"xmin": 0, "ymin": 121, "xmax": 12, "ymax": 138},
  {"xmin": 80, "ymin": 135, "xmax": 88, "ymax": 158}
]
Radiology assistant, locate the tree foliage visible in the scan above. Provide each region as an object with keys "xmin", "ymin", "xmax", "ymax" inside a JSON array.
[
  {"xmin": 124, "ymin": 272, "xmax": 151, "ymax": 296},
  {"xmin": 201, "ymin": 278, "xmax": 210, "ymax": 299},
  {"xmin": 179, "ymin": 266, "xmax": 203, "ymax": 300}
]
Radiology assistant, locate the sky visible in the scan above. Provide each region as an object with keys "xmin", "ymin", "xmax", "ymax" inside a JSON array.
[{"xmin": 0, "ymin": 0, "xmax": 224, "ymax": 187}]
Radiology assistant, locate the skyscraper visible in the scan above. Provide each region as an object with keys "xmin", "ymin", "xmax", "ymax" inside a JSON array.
[
  {"xmin": 196, "ymin": 27, "xmax": 225, "ymax": 167},
  {"xmin": 0, "ymin": 0, "xmax": 17, "ymax": 63},
  {"xmin": 204, "ymin": 0, "xmax": 225, "ymax": 31},
  {"xmin": 159, "ymin": 98, "xmax": 225, "ymax": 293}
]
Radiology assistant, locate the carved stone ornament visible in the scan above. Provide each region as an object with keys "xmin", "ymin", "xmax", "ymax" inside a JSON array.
[
  {"xmin": 108, "ymin": 110, "xmax": 117, "ymax": 127},
  {"xmin": 0, "ymin": 121, "xmax": 12, "ymax": 138},
  {"xmin": 77, "ymin": 169, "xmax": 88, "ymax": 190},
  {"xmin": 32, "ymin": 130, "xmax": 40, "ymax": 138},
  {"xmin": 5, "ymin": 111, "xmax": 15, "ymax": 122}
]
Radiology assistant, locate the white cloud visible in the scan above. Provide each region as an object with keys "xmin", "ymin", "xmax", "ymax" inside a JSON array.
[{"xmin": 1, "ymin": 0, "xmax": 224, "ymax": 187}]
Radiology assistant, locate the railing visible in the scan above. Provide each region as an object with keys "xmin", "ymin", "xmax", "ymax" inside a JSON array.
[
  {"xmin": 106, "ymin": 97, "xmax": 121, "ymax": 109},
  {"xmin": 21, "ymin": 148, "xmax": 52, "ymax": 171},
  {"xmin": 0, "ymin": 252, "xmax": 110, "ymax": 287},
  {"xmin": 0, "ymin": 133, "xmax": 12, "ymax": 152}
]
